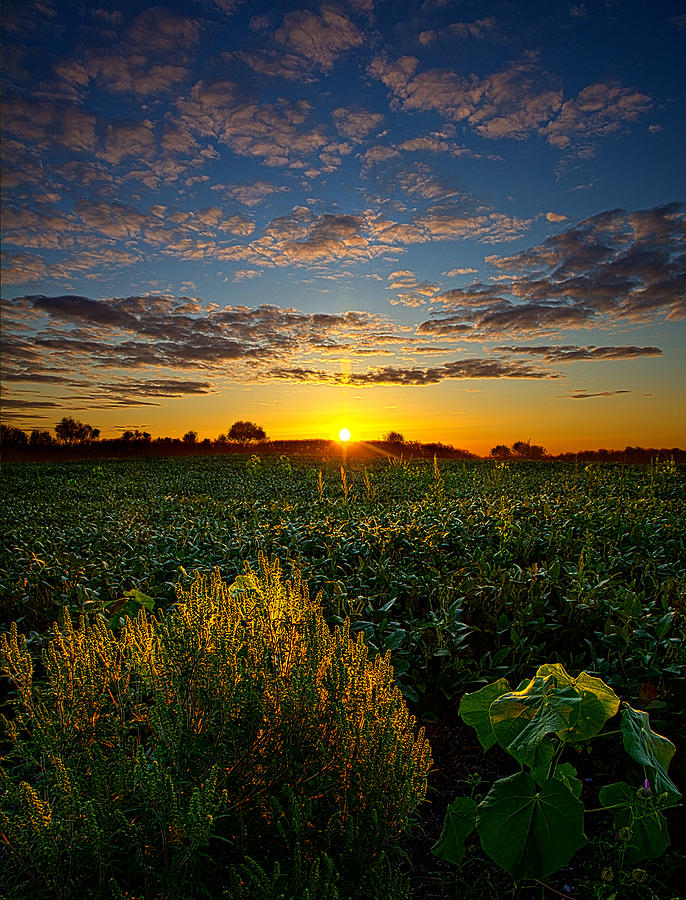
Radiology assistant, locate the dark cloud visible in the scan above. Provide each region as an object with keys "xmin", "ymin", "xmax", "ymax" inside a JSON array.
[
  {"xmin": 568, "ymin": 390, "xmax": 631, "ymax": 399},
  {"xmin": 272, "ymin": 357, "xmax": 555, "ymax": 385},
  {"xmin": 421, "ymin": 204, "xmax": 686, "ymax": 339},
  {"xmin": 493, "ymin": 345, "xmax": 663, "ymax": 361},
  {"xmin": 1, "ymin": 397, "xmax": 61, "ymax": 409}
]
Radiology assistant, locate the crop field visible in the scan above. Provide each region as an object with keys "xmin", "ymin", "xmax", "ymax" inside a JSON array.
[{"xmin": 1, "ymin": 454, "xmax": 684, "ymax": 899}]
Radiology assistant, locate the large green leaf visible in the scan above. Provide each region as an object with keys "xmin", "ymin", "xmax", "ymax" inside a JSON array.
[
  {"xmin": 553, "ymin": 762, "xmax": 582, "ymax": 799},
  {"xmin": 476, "ymin": 772, "xmax": 586, "ymax": 881},
  {"xmin": 598, "ymin": 781, "xmax": 670, "ymax": 862},
  {"xmin": 621, "ymin": 706, "xmax": 681, "ymax": 804},
  {"xmin": 430, "ymin": 796, "xmax": 477, "ymax": 867},
  {"xmin": 536, "ymin": 664, "xmax": 620, "ymax": 741},
  {"xmin": 458, "ymin": 679, "xmax": 511, "ymax": 751},
  {"xmin": 489, "ymin": 675, "xmax": 581, "ymax": 766},
  {"xmin": 529, "ymin": 738, "xmax": 556, "ymax": 786}
]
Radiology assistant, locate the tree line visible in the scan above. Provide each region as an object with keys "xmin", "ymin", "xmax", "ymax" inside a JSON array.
[
  {"xmin": 1, "ymin": 419, "xmax": 683, "ymax": 463},
  {"xmin": 0, "ymin": 418, "xmax": 267, "ymax": 448}
]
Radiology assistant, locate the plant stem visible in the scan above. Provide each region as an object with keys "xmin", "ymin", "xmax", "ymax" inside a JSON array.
[{"xmin": 532, "ymin": 879, "xmax": 580, "ymax": 899}]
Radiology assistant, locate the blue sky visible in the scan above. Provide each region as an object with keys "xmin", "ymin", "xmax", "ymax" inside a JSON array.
[{"xmin": 2, "ymin": 0, "xmax": 685, "ymax": 450}]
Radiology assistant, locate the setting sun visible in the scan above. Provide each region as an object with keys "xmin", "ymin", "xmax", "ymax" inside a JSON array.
[{"xmin": 338, "ymin": 428, "xmax": 351, "ymax": 442}]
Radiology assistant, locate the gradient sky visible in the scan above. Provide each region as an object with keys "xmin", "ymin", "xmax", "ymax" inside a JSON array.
[{"xmin": 2, "ymin": 0, "xmax": 685, "ymax": 453}]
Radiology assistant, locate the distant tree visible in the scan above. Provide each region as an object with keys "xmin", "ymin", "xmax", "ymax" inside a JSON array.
[
  {"xmin": 384, "ymin": 431, "xmax": 405, "ymax": 443},
  {"xmin": 182, "ymin": 430, "xmax": 198, "ymax": 444},
  {"xmin": 228, "ymin": 421, "xmax": 267, "ymax": 443},
  {"xmin": 121, "ymin": 429, "xmax": 151, "ymax": 442},
  {"xmin": 55, "ymin": 417, "xmax": 99, "ymax": 444},
  {"xmin": 512, "ymin": 440, "xmax": 546, "ymax": 460},
  {"xmin": 0, "ymin": 425, "xmax": 28, "ymax": 446},
  {"xmin": 490, "ymin": 444, "xmax": 512, "ymax": 458},
  {"xmin": 29, "ymin": 429, "xmax": 54, "ymax": 447},
  {"xmin": 215, "ymin": 433, "xmax": 228, "ymax": 445}
]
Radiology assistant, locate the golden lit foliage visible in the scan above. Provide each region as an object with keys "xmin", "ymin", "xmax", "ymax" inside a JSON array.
[{"xmin": 0, "ymin": 555, "xmax": 431, "ymax": 898}]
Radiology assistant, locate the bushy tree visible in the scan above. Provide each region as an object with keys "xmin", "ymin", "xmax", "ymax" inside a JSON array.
[
  {"xmin": 121, "ymin": 429, "xmax": 151, "ymax": 441},
  {"xmin": 384, "ymin": 431, "xmax": 405, "ymax": 443},
  {"xmin": 182, "ymin": 430, "xmax": 197, "ymax": 444},
  {"xmin": 29, "ymin": 429, "xmax": 55, "ymax": 447},
  {"xmin": 490, "ymin": 444, "xmax": 512, "ymax": 458},
  {"xmin": 512, "ymin": 439, "xmax": 546, "ymax": 459},
  {"xmin": 55, "ymin": 417, "xmax": 99, "ymax": 444},
  {"xmin": 0, "ymin": 424, "xmax": 28, "ymax": 446},
  {"xmin": 228, "ymin": 420, "xmax": 267, "ymax": 443}
]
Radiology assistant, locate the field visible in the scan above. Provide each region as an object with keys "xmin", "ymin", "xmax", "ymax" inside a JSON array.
[{"xmin": 1, "ymin": 454, "xmax": 684, "ymax": 898}]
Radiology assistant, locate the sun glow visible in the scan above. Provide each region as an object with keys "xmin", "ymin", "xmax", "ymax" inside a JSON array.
[{"xmin": 338, "ymin": 427, "xmax": 351, "ymax": 442}]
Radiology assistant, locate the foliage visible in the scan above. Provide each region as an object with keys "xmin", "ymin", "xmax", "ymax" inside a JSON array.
[
  {"xmin": 1, "ymin": 457, "xmax": 684, "ymax": 732},
  {"xmin": 28, "ymin": 430, "xmax": 54, "ymax": 447},
  {"xmin": 0, "ymin": 556, "xmax": 431, "ymax": 899},
  {"xmin": 182, "ymin": 430, "xmax": 197, "ymax": 444},
  {"xmin": 432, "ymin": 664, "xmax": 681, "ymax": 886},
  {"xmin": 1, "ymin": 425, "xmax": 29, "ymax": 447},
  {"xmin": 228, "ymin": 420, "xmax": 267, "ymax": 443},
  {"xmin": 54, "ymin": 417, "xmax": 99, "ymax": 444},
  {"xmin": 121, "ymin": 429, "xmax": 151, "ymax": 441},
  {"xmin": 384, "ymin": 431, "xmax": 405, "ymax": 443}
]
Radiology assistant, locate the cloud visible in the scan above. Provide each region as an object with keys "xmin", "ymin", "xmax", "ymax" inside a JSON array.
[
  {"xmin": 332, "ymin": 107, "xmax": 384, "ymax": 140},
  {"xmin": 368, "ymin": 54, "xmax": 650, "ymax": 150},
  {"xmin": 176, "ymin": 81, "xmax": 328, "ymax": 167},
  {"xmin": 449, "ymin": 18, "xmax": 497, "ymax": 39},
  {"xmin": 274, "ymin": 5, "xmax": 364, "ymax": 74},
  {"xmin": 231, "ymin": 50, "xmax": 313, "ymax": 83},
  {"xmin": 546, "ymin": 212, "xmax": 568, "ymax": 222},
  {"xmin": 420, "ymin": 203, "xmax": 686, "ymax": 339},
  {"xmin": 1, "ymin": 295, "xmax": 397, "ymax": 381},
  {"xmin": 416, "ymin": 208, "xmax": 532, "ymax": 243},
  {"xmin": 568, "ymin": 390, "xmax": 631, "ymax": 399},
  {"xmin": 543, "ymin": 82, "xmax": 651, "ymax": 151},
  {"xmin": 386, "ymin": 269, "xmax": 441, "ymax": 307},
  {"xmin": 444, "ymin": 267, "xmax": 477, "ymax": 276},
  {"xmin": 4, "ymin": 97, "xmax": 97, "ymax": 153},
  {"xmin": 79, "ymin": 7, "xmax": 200, "ymax": 97},
  {"xmin": 271, "ymin": 357, "xmax": 555, "ymax": 385},
  {"xmin": 493, "ymin": 345, "xmax": 663, "ymax": 361},
  {"xmin": 360, "ymin": 145, "xmax": 402, "ymax": 168}
]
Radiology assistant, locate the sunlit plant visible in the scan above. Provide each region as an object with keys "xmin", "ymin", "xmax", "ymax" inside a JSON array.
[
  {"xmin": 432, "ymin": 664, "xmax": 681, "ymax": 886},
  {"xmin": 0, "ymin": 556, "xmax": 431, "ymax": 899}
]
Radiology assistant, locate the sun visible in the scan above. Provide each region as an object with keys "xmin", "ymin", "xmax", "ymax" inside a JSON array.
[{"xmin": 338, "ymin": 427, "xmax": 351, "ymax": 442}]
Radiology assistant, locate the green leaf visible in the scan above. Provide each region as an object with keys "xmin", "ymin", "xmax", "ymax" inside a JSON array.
[
  {"xmin": 476, "ymin": 772, "xmax": 586, "ymax": 881},
  {"xmin": 621, "ymin": 706, "xmax": 681, "ymax": 804},
  {"xmin": 431, "ymin": 797, "xmax": 477, "ymax": 867},
  {"xmin": 554, "ymin": 763, "xmax": 582, "ymax": 799},
  {"xmin": 535, "ymin": 663, "xmax": 620, "ymax": 740},
  {"xmin": 458, "ymin": 679, "xmax": 511, "ymax": 751},
  {"xmin": 598, "ymin": 781, "xmax": 670, "ymax": 862},
  {"xmin": 123, "ymin": 589, "xmax": 155, "ymax": 610},
  {"xmin": 384, "ymin": 628, "xmax": 406, "ymax": 651},
  {"xmin": 530, "ymin": 738, "xmax": 556, "ymax": 786},
  {"xmin": 490, "ymin": 674, "xmax": 581, "ymax": 766}
]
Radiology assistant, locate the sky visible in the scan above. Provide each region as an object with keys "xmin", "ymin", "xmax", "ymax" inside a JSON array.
[{"xmin": 2, "ymin": 0, "xmax": 685, "ymax": 453}]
